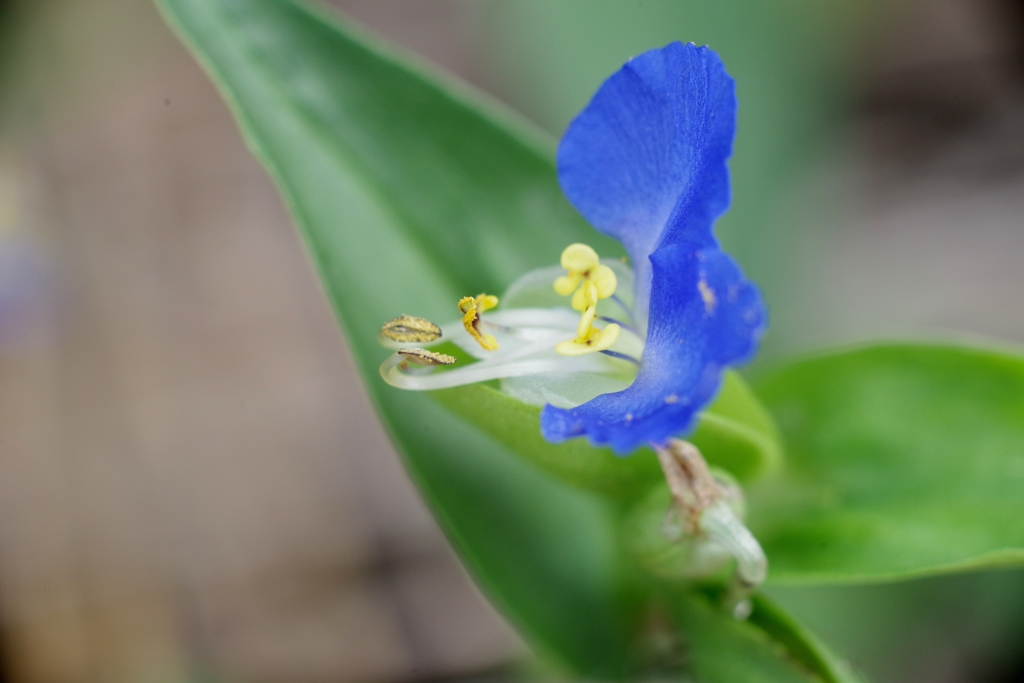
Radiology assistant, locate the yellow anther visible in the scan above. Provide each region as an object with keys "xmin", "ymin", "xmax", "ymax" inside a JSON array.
[
  {"xmin": 555, "ymin": 304, "xmax": 621, "ymax": 357},
  {"xmin": 553, "ymin": 243, "xmax": 617, "ymax": 311},
  {"xmin": 561, "ymin": 243, "xmax": 600, "ymax": 272},
  {"xmin": 459, "ymin": 293, "xmax": 499, "ymax": 351},
  {"xmin": 553, "ymin": 273, "xmax": 580, "ymax": 296}
]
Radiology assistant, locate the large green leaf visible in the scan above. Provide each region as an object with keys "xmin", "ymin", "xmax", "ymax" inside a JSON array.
[
  {"xmin": 154, "ymin": 0, "xmax": 635, "ymax": 674},
  {"xmin": 434, "ymin": 370, "xmax": 782, "ymax": 501},
  {"xmin": 751, "ymin": 342, "xmax": 1024, "ymax": 583},
  {"xmin": 434, "ymin": 384, "xmax": 664, "ymax": 500},
  {"xmin": 155, "ymin": 0, "xmax": 832, "ymax": 676}
]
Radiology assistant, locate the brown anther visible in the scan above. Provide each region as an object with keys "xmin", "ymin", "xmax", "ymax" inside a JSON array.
[
  {"xmin": 398, "ymin": 348, "xmax": 457, "ymax": 366},
  {"xmin": 380, "ymin": 315, "xmax": 442, "ymax": 343}
]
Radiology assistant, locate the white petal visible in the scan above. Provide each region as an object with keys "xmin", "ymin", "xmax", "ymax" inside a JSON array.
[
  {"xmin": 502, "ymin": 259, "xmax": 635, "ymax": 315},
  {"xmin": 501, "ymin": 372, "xmax": 632, "ymax": 408}
]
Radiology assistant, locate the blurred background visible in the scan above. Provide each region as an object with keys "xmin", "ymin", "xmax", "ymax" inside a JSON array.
[{"xmin": 0, "ymin": 0, "xmax": 1023, "ymax": 682}]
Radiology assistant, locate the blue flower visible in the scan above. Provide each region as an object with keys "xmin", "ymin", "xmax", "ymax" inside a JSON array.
[
  {"xmin": 542, "ymin": 42, "xmax": 766, "ymax": 453},
  {"xmin": 379, "ymin": 42, "xmax": 766, "ymax": 456}
]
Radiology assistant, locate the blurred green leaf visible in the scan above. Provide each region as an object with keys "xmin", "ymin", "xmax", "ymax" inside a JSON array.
[
  {"xmin": 154, "ymin": 0, "xmax": 635, "ymax": 674},
  {"xmin": 752, "ymin": 342, "xmax": 1024, "ymax": 583},
  {"xmin": 767, "ymin": 570, "xmax": 1024, "ymax": 683},
  {"xmin": 670, "ymin": 592, "xmax": 861, "ymax": 683},
  {"xmin": 693, "ymin": 370, "xmax": 783, "ymax": 481},
  {"xmin": 748, "ymin": 594, "xmax": 864, "ymax": 683}
]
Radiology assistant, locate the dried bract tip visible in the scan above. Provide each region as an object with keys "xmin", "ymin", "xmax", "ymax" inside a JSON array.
[
  {"xmin": 654, "ymin": 439, "xmax": 721, "ymax": 532},
  {"xmin": 654, "ymin": 439, "xmax": 768, "ymax": 608},
  {"xmin": 380, "ymin": 315, "xmax": 442, "ymax": 343},
  {"xmin": 398, "ymin": 348, "xmax": 457, "ymax": 366}
]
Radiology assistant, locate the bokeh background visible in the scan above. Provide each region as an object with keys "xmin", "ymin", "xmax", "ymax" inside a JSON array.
[{"xmin": 0, "ymin": 0, "xmax": 1023, "ymax": 682}]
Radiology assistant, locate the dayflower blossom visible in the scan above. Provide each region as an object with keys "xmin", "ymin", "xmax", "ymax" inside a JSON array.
[
  {"xmin": 378, "ymin": 42, "xmax": 769, "ymax": 597},
  {"xmin": 378, "ymin": 41, "xmax": 766, "ymax": 456}
]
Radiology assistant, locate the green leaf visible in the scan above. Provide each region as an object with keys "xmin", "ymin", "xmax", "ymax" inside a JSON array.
[
  {"xmin": 154, "ymin": 0, "xmax": 634, "ymax": 674},
  {"xmin": 766, "ymin": 571, "xmax": 1024, "ymax": 683},
  {"xmin": 748, "ymin": 594, "xmax": 864, "ymax": 683},
  {"xmin": 751, "ymin": 342, "xmax": 1024, "ymax": 583},
  {"xmin": 434, "ymin": 370, "xmax": 782, "ymax": 501},
  {"xmin": 433, "ymin": 384, "xmax": 664, "ymax": 500},
  {"xmin": 693, "ymin": 370, "xmax": 783, "ymax": 481},
  {"xmin": 669, "ymin": 592, "xmax": 862, "ymax": 683}
]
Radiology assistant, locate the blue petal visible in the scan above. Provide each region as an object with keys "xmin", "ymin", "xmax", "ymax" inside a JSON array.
[
  {"xmin": 556, "ymin": 42, "xmax": 736, "ymax": 321},
  {"xmin": 540, "ymin": 243, "xmax": 766, "ymax": 454}
]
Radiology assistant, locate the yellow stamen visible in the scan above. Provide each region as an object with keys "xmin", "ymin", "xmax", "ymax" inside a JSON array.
[
  {"xmin": 459, "ymin": 293, "xmax": 499, "ymax": 351},
  {"xmin": 555, "ymin": 304, "xmax": 621, "ymax": 357},
  {"xmin": 553, "ymin": 243, "xmax": 617, "ymax": 311},
  {"xmin": 576, "ymin": 303, "xmax": 597, "ymax": 339},
  {"xmin": 571, "ymin": 280, "xmax": 600, "ymax": 312}
]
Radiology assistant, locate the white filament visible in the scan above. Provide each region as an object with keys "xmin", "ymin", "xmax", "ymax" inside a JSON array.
[
  {"xmin": 378, "ymin": 261, "xmax": 643, "ymax": 401},
  {"xmin": 384, "ymin": 355, "xmax": 589, "ymax": 390}
]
